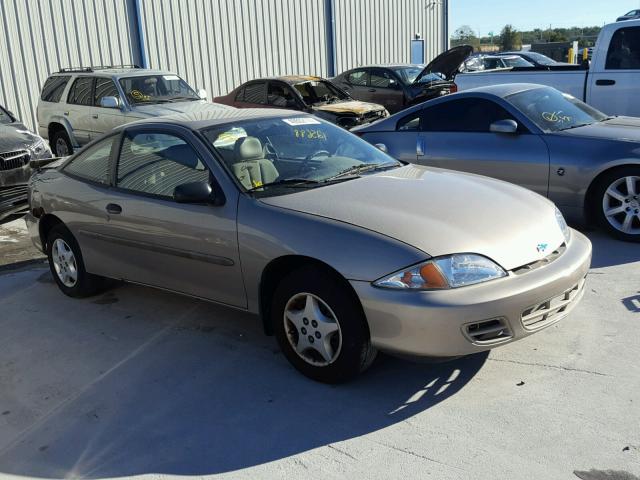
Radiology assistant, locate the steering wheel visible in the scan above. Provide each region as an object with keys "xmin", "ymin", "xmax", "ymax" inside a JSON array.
[
  {"xmin": 300, "ymin": 150, "xmax": 331, "ymax": 175},
  {"xmin": 263, "ymin": 142, "xmax": 279, "ymax": 162}
]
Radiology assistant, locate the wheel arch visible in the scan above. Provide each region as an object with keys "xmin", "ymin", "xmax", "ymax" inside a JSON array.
[
  {"xmin": 38, "ymin": 213, "xmax": 67, "ymax": 251},
  {"xmin": 258, "ymin": 255, "xmax": 367, "ymax": 336},
  {"xmin": 47, "ymin": 119, "xmax": 77, "ymax": 146},
  {"xmin": 584, "ymin": 162, "xmax": 640, "ymax": 223}
]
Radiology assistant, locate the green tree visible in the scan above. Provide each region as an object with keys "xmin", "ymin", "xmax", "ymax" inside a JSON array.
[
  {"xmin": 451, "ymin": 25, "xmax": 479, "ymax": 49},
  {"xmin": 500, "ymin": 24, "xmax": 521, "ymax": 50}
]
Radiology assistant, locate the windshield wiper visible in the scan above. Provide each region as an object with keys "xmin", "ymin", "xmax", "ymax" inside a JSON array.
[
  {"xmin": 246, "ymin": 178, "xmax": 320, "ymax": 192},
  {"xmin": 323, "ymin": 162, "xmax": 400, "ymax": 182},
  {"xmin": 560, "ymin": 122, "xmax": 593, "ymax": 131},
  {"xmin": 167, "ymin": 96, "xmax": 199, "ymax": 102}
]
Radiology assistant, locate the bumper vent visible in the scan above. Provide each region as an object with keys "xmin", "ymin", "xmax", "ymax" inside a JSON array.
[
  {"xmin": 0, "ymin": 150, "xmax": 30, "ymax": 171},
  {"xmin": 465, "ymin": 317, "xmax": 512, "ymax": 344},
  {"xmin": 512, "ymin": 243, "xmax": 566, "ymax": 275},
  {"xmin": 521, "ymin": 277, "xmax": 586, "ymax": 330}
]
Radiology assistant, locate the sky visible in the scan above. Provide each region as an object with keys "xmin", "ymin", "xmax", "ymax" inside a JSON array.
[{"xmin": 450, "ymin": 0, "xmax": 640, "ymax": 37}]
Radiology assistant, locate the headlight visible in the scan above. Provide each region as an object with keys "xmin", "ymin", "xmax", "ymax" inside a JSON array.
[
  {"xmin": 555, "ymin": 207, "xmax": 571, "ymax": 244},
  {"xmin": 28, "ymin": 138, "xmax": 52, "ymax": 159},
  {"xmin": 373, "ymin": 254, "xmax": 507, "ymax": 290}
]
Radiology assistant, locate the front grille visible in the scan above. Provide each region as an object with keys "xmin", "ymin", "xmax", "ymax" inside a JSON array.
[
  {"xmin": 0, "ymin": 184, "xmax": 28, "ymax": 210},
  {"xmin": 0, "ymin": 150, "xmax": 30, "ymax": 171},
  {"xmin": 521, "ymin": 277, "xmax": 586, "ymax": 330},
  {"xmin": 512, "ymin": 243, "xmax": 566, "ymax": 275},
  {"xmin": 464, "ymin": 317, "xmax": 512, "ymax": 344}
]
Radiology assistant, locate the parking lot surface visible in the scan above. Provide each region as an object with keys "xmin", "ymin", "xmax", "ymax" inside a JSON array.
[{"xmin": 0, "ymin": 224, "xmax": 638, "ymax": 480}]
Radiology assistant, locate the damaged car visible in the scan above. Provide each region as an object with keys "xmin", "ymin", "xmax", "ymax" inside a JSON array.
[
  {"xmin": 1, "ymin": 104, "xmax": 52, "ymax": 220},
  {"xmin": 333, "ymin": 45, "xmax": 473, "ymax": 113},
  {"xmin": 214, "ymin": 76, "xmax": 388, "ymax": 129}
]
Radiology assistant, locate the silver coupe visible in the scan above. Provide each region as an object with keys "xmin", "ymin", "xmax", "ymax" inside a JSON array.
[{"xmin": 26, "ymin": 107, "xmax": 591, "ymax": 382}]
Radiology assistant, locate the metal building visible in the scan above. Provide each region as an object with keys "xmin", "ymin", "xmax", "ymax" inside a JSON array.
[{"xmin": 0, "ymin": 0, "xmax": 448, "ymax": 132}]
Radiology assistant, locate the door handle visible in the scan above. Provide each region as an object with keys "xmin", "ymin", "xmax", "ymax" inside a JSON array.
[
  {"xmin": 92, "ymin": 114, "xmax": 99, "ymax": 119},
  {"xmin": 595, "ymin": 79, "xmax": 616, "ymax": 86},
  {"xmin": 416, "ymin": 138, "xmax": 425, "ymax": 156},
  {"xmin": 105, "ymin": 203, "xmax": 122, "ymax": 214},
  {"xmin": 368, "ymin": 88, "xmax": 376, "ymax": 92},
  {"xmin": 63, "ymin": 111, "xmax": 69, "ymax": 116}
]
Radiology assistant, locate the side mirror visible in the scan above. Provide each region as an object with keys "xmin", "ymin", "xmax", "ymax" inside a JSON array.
[
  {"xmin": 490, "ymin": 119, "xmax": 518, "ymax": 134},
  {"xmin": 374, "ymin": 143, "xmax": 388, "ymax": 153},
  {"xmin": 197, "ymin": 89, "xmax": 207, "ymax": 100},
  {"xmin": 100, "ymin": 96, "xmax": 120, "ymax": 109},
  {"xmin": 174, "ymin": 181, "xmax": 213, "ymax": 203}
]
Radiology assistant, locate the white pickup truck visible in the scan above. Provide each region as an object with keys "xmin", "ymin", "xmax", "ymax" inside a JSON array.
[{"xmin": 456, "ymin": 20, "xmax": 640, "ymax": 116}]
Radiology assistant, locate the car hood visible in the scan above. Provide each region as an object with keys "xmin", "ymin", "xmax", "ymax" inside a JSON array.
[
  {"xmin": 414, "ymin": 45, "xmax": 474, "ymax": 83},
  {"xmin": 0, "ymin": 122, "xmax": 42, "ymax": 152},
  {"xmin": 260, "ymin": 165, "xmax": 565, "ymax": 271},
  {"xmin": 312, "ymin": 100, "xmax": 386, "ymax": 115},
  {"xmin": 559, "ymin": 116, "xmax": 640, "ymax": 142},
  {"xmin": 130, "ymin": 100, "xmax": 233, "ymax": 118}
]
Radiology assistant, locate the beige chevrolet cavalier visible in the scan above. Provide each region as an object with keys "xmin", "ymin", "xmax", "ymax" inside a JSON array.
[{"xmin": 25, "ymin": 106, "xmax": 592, "ymax": 382}]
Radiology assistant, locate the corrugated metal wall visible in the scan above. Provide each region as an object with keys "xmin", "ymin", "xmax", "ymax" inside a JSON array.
[
  {"xmin": 137, "ymin": 0, "xmax": 329, "ymax": 98},
  {"xmin": 333, "ymin": 0, "xmax": 446, "ymax": 72},
  {"xmin": 0, "ymin": 0, "xmax": 446, "ymax": 132},
  {"xmin": 0, "ymin": 0, "xmax": 139, "ymax": 132}
]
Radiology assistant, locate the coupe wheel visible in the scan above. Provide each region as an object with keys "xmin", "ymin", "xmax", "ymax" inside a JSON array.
[
  {"xmin": 594, "ymin": 166, "xmax": 640, "ymax": 242},
  {"xmin": 46, "ymin": 224, "xmax": 107, "ymax": 297},
  {"xmin": 272, "ymin": 266, "xmax": 376, "ymax": 383}
]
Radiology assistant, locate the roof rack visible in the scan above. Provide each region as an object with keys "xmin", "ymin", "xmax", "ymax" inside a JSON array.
[{"xmin": 57, "ymin": 64, "xmax": 142, "ymax": 73}]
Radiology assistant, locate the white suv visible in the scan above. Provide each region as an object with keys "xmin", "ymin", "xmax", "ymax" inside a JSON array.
[{"xmin": 37, "ymin": 66, "xmax": 226, "ymax": 156}]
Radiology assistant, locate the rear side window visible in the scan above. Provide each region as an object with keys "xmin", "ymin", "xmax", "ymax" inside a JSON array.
[
  {"xmin": 67, "ymin": 77, "xmax": 94, "ymax": 106},
  {"xmin": 396, "ymin": 111, "xmax": 421, "ymax": 131},
  {"xmin": 422, "ymin": 98, "xmax": 517, "ymax": 133},
  {"xmin": 63, "ymin": 136, "xmax": 114, "ymax": 184},
  {"xmin": 239, "ymin": 83, "xmax": 266, "ymax": 104},
  {"xmin": 94, "ymin": 78, "xmax": 120, "ymax": 106},
  {"xmin": 606, "ymin": 27, "xmax": 640, "ymax": 70},
  {"xmin": 117, "ymin": 132, "xmax": 209, "ymax": 198},
  {"xmin": 41, "ymin": 76, "xmax": 70, "ymax": 102},
  {"xmin": 347, "ymin": 70, "xmax": 368, "ymax": 86}
]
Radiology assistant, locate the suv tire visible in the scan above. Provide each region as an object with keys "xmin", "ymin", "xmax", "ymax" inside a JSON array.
[{"xmin": 51, "ymin": 129, "xmax": 73, "ymax": 157}]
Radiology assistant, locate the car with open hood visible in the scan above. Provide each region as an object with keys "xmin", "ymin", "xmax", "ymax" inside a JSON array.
[
  {"xmin": 25, "ymin": 107, "xmax": 591, "ymax": 383},
  {"xmin": 213, "ymin": 75, "xmax": 388, "ymax": 129},
  {"xmin": 0, "ymin": 104, "xmax": 52, "ymax": 220},
  {"xmin": 332, "ymin": 45, "xmax": 473, "ymax": 113}
]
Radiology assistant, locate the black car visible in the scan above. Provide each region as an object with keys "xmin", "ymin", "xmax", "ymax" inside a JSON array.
[
  {"xmin": 333, "ymin": 45, "xmax": 473, "ymax": 114},
  {"xmin": 617, "ymin": 10, "xmax": 640, "ymax": 21},
  {"xmin": 0, "ymin": 105, "xmax": 52, "ymax": 220}
]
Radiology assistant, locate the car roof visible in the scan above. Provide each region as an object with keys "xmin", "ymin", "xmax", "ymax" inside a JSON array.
[
  {"xmin": 463, "ymin": 82, "xmax": 547, "ymax": 97},
  {"xmin": 50, "ymin": 68, "xmax": 179, "ymax": 78},
  {"xmin": 119, "ymin": 104, "xmax": 306, "ymax": 130}
]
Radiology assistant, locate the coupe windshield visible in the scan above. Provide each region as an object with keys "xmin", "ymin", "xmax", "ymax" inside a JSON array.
[
  {"xmin": 119, "ymin": 75, "xmax": 200, "ymax": 105},
  {"xmin": 202, "ymin": 116, "xmax": 400, "ymax": 196},
  {"xmin": 507, "ymin": 87, "xmax": 608, "ymax": 132},
  {"xmin": 293, "ymin": 81, "xmax": 349, "ymax": 106},
  {"xmin": 501, "ymin": 56, "xmax": 534, "ymax": 68}
]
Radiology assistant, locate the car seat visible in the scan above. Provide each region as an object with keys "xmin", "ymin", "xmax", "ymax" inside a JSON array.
[{"xmin": 232, "ymin": 137, "xmax": 279, "ymax": 189}]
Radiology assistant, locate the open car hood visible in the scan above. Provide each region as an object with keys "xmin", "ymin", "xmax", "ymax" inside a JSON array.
[{"xmin": 414, "ymin": 45, "xmax": 474, "ymax": 83}]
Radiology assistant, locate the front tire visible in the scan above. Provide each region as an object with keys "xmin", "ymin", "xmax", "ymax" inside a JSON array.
[
  {"xmin": 593, "ymin": 166, "xmax": 640, "ymax": 242},
  {"xmin": 46, "ymin": 225, "xmax": 107, "ymax": 297},
  {"xmin": 51, "ymin": 130, "xmax": 73, "ymax": 157},
  {"xmin": 272, "ymin": 266, "xmax": 376, "ymax": 383}
]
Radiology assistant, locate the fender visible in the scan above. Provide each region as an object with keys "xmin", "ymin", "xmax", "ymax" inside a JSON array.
[{"xmin": 47, "ymin": 116, "xmax": 81, "ymax": 148}]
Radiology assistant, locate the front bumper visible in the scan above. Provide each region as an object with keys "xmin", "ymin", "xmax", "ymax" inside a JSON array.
[{"xmin": 351, "ymin": 229, "xmax": 592, "ymax": 357}]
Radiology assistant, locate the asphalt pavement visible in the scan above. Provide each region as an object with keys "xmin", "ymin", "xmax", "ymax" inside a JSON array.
[{"xmin": 0, "ymin": 219, "xmax": 638, "ymax": 480}]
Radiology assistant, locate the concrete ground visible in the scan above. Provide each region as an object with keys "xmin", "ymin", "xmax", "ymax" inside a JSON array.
[{"xmin": 0, "ymin": 219, "xmax": 638, "ymax": 480}]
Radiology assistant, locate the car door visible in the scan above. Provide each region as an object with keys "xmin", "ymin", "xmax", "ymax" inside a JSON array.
[
  {"xmin": 588, "ymin": 25, "xmax": 640, "ymax": 117},
  {"xmin": 340, "ymin": 69, "xmax": 371, "ymax": 102},
  {"xmin": 88, "ymin": 126, "xmax": 246, "ymax": 308},
  {"xmin": 416, "ymin": 97, "xmax": 550, "ymax": 197},
  {"xmin": 65, "ymin": 76, "xmax": 96, "ymax": 145},
  {"xmin": 234, "ymin": 81, "xmax": 268, "ymax": 109},
  {"xmin": 368, "ymin": 69, "xmax": 405, "ymax": 113},
  {"xmin": 91, "ymin": 77, "xmax": 126, "ymax": 136}
]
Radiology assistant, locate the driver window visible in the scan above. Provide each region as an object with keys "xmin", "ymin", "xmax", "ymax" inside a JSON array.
[
  {"xmin": 267, "ymin": 83, "xmax": 297, "ymax": 108},
  {"xmin": 117, "ymin": 132, "xmax": 209, "ymax": 199},
  {"xmin": 422, "ymin": 98, "xmax": 519, "ymax": 133}
]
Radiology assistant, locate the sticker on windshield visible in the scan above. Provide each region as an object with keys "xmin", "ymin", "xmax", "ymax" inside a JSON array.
[
  {"xmin": 162, "ymin": 75, "xmax": 180, "ymax": 81},
  {"xmin": 282, "ymin": 117, "xmax": 321, "ymax": 126}
]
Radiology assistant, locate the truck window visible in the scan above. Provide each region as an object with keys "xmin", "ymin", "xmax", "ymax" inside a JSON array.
[{"xmin": 606, "ymin": 27, "xmax": 640, "ymax": 70}]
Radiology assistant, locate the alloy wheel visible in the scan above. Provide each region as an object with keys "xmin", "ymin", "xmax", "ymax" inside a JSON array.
[
  {"xmin": 283, "ymin": 292, "xmax": 342, "ymax": 366},
  {"xmin": 602, "ymin": 175, "xmax": 640, "ymax": 235},
  {"xmin": 52, "ymin": 238, "xmax": 78, "ymax": 287}
]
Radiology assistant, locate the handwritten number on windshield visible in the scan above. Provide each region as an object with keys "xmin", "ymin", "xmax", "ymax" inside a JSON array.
[{"xmin": 542, "ymin": 111, "xmax": 572, "ymax": 123}]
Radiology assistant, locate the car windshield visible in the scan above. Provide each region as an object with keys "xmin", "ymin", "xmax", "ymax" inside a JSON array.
[
  {"xmin": 524, "ymin": 52, "xmax": 557, "ymax": 66},
  {"xmin": 119, "ymin": 75, "xmax": 200, "ymax": 105},
  {"xmin": 293, "ymin": 80, "xmax": 349, "ymax": 106},
  {"xmin": 507, "ymin": 87, "xmax": 608, "ymax": 132},
  {"xmin": 392, "ymin": 67, "xmax": 423, "ymax": 84},
  {"xmin": 201, "ymin": 116, "xmax": 400, "ymax": 196},
  {"xmin": 0, "ymin": 106, "xmax": 13, "ymax": 124},
  {"xmin": 501, "ymin": 56, "xmax": 534, "ymax": 68}
]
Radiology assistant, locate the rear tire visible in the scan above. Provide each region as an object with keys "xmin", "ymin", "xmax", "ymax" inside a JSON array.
[
  {"xmin": 46, "ymin": 224, "xmax": 107, "ymax": 297},
  {"xmin": 50, "ymin": 130, "xmax": 73, "ymax": 157},
  {"xmin": 272, "ymin": 266, "xmax": 376, "ymax": 383},
  {"xmin": 592, "ymin": 166, "xmax": 640, "ymax": 242}
]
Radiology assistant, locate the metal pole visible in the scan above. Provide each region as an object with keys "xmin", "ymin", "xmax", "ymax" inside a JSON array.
[
  {"xmin": 325, "ymin": 0, "xmax": 337, "ymax": 77},
  {"xmin": 133, "ymin": 0, "xmax": 149, "ymax": 68}
]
